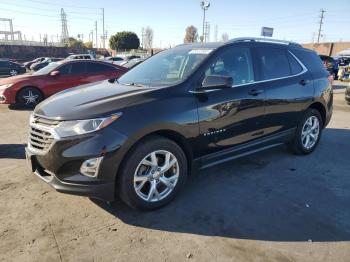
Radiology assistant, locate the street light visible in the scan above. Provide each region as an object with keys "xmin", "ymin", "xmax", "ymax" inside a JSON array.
[{"xmin": 200, "ymin": 1, "xmax": 210, "ymax": 42}]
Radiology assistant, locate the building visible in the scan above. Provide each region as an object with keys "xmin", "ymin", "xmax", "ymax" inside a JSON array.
[{"xmin": 303, "ymin": 42, "xmax": 350, "ymax": 57}]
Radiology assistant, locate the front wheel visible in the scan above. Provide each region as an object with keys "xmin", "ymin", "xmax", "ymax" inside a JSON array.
[
  {"xmin": 16, "ymin": 87, "xmax": 43, "ymax": 108},
  {"xmin": 118, "ymin": 136, "xmax": 188, "ymax": 210},
  {"xmin": 290, "ymin": 108, "xmax": 323, "ymax": 155}
]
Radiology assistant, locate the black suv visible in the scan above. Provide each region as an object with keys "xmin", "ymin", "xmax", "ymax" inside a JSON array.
[
  {"xmin": 0, "ymin": 60, "xmax": 26, "ymax": 76},
  {"xmin": 26, "ymin": 38, "xmax": 333, "ymax": 210}
]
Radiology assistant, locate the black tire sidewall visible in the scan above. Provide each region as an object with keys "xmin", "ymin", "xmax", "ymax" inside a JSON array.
[
  {"xmin": 118, "ymin": 136, "xmax": 188, "ymax": 210},
  {"xmin": 294, "ymin": 109, "xmax": 323, "ymax": 154},
  {"xmin": 17, "ymin": 87, "xmax": 43, "ymax": 107}
]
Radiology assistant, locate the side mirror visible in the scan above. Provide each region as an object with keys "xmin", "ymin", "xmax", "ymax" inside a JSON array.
[
  {"xmin": 199, "ymin": 75, "xmax": 233, "ymax": 91},
  {"xmin": 50, "ymin": 70, "xmax": 60, "ymax": 77}
]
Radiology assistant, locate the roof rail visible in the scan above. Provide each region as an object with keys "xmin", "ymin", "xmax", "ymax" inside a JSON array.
[{"xmin": 227, "ymin": 37, "xmax": 302, "ymax": 47}]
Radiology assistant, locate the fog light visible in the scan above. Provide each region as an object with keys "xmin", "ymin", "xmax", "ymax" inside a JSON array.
[
  {"xmin": 80, "ymin": 157, "xmax": 103, "ymax": 178},
  {"xmin": 0, "ymin": 95, "xmax": 6, "ymax": 103}
]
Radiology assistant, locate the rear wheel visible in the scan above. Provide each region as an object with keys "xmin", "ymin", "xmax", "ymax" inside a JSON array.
[
  {"xmin": 118, "ymin": 136, "xmax": 188, "ymax": 210},
  {"xmin": 16, "ymin": 87, "xmax": 43, "ymax": 108},
  {"xmin": 9, "ymin": 69, "xmax": 18, "ymax": 76},
  {"xmin": 290, "ymin": 108, "xmax": 323, "ymax": 155}
]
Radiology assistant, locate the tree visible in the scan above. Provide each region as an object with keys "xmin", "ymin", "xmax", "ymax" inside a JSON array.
[
  {"xmin": 143, "ymin": 26, "xmax": 154, "ymax": 49},
  {"xmin": 221, "ymin": 33, "xmax": 229, "ymax": 42},
  {"xmin": 66, "ymin": 37, "xmax": 84, "ymax": 49},
  {"xmin": 184, "ymin": 25, "xmax": 198, "ymax": 43},
  {"xmin": 109, "ymin": 31, "xmax": 140, "ymax": 51},
  {"xmin": 84, "ymin": 41, "xmax": 93, "ymax": 49}
]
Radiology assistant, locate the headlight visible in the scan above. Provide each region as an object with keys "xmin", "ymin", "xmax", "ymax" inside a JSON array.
[
  {"xmin": 54, "ymin": 113, "xmax": 122, "ymax": 138},
  {"xmin": 0, "ymin": 84, "xmax": 13, "ymax": 89}
]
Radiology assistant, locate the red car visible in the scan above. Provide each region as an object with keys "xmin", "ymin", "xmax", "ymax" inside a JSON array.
[{"xmin": 0, "ymin": 59, "xmax": 127, "ymax": 107}]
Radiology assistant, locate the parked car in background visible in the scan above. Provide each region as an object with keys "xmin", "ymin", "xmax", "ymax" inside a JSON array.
[
  {"xmin": 25, "ymin": 38, "xmax": 332, "ymax": 210},
  {"xmin": 319, "ymin": 55, "xmax": 336, "ymax": 77},
  {"xmin": 120, "ymin": 58, "xmax": 145, "ymax": 69},
  {"xmin": 0, "ymin": 60, "xmax": 127, "ymax": 106},
  {"xmin": 30, "ymin": 57, "xmax": 64, "ymax": 71},
  {"xmin": 0, "ymin": 60, "xmax": 26, "ymax": 77},
  {"xmin": 23, "ymin": 57, "xmax": 46, "ymax": 70},
  {"xmin": 66, "ymin": 54, "xmax": 94, "ymax": 60},
  {"xmin": 105, "ymin": 56, "xmax": 124, "ymax": 65}
]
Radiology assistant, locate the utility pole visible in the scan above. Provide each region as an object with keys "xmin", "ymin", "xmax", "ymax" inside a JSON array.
[
  {"xmin": 200, "ymin": 1, "xmax": 210, "ymax": 42},
  {"xmin": 102, "ymin": 8, "xmax": 105, "ymax": 48},
  {"xmin": 95, "ymin": 21, "xmax": 98, "ymax": 48},
  {"xmin": 317, "ymin": 9, "xmax": 325, "ymax": 43}
]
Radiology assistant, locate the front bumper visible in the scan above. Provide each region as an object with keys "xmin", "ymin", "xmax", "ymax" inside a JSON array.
[{"xmin": 26, "ymin": 126, "xmax": 128, "ymax": 201}]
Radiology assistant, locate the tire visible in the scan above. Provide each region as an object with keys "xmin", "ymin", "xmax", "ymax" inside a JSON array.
[
  {"xmin": 290, "ymin": 108, "xmax": 323, "ymax": 155},
  {"xmin": 16, "ymin": 87, "xmax": 44, "ymax": 108},
  {"xmin": 118, "ymin": 136, "xmax": 188, "ymax": 210}
]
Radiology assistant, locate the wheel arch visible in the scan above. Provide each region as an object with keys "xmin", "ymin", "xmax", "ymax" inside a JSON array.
[
  {"xmin": 307, "ymin": 102, "xmax": 326, "ymax": 127},
  {"xmin": 15, "ymin": 86, "xmax": 44, "ymax": 104},
  {"xmin": 117, "ymin": 129, "xmax": 194, "ymax": 180}
]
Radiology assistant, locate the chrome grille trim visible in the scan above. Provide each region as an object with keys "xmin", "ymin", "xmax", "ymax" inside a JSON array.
[{"xmin": 28, "ymin": 114, "xmax": 60, "ymax": 155}]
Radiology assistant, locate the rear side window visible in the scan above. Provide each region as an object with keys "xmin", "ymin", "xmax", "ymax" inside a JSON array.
[
  {"xmin": 292, "ymin": 49, "xmax": 328, "ymax": 77},
  {"xmin": 86, "ymin": 63, "xmax": 115, "ymax": 73},
  {"xmin": 287, "ymin": 52, "xmax": 303, "ymax": 75},
  {"xmin": 256, "ymin": 48, "xmax": 290, "ymax": 80}
]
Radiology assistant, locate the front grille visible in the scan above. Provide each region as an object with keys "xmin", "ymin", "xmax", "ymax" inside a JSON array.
[{"xmin": 28, "ymin": 115, "xmax": 60, "ymax": 153}]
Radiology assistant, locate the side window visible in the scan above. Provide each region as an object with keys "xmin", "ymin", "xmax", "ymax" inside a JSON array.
[
  {"xmin": 84, "ymin": 56, "xmax": 91, "ymax": 59},
  {"xmin": 205, "ymin": 47, "xmax": 254, "ymax": 85},
  {"xmin": 71, "ymin": 62, "xmax": 86, "ymax": 74},
  {"xmin": 58, "ymin": 64, "xmax": 72, "ymax": 75},
  {"xmin": 86, "ymin": 63, "xmax": 115, "ymax": 73},
  {"xmin": 58, "ymin": 63, "xmax": 85, "ymax": 75},
  {"xmin": 287, "ymin": 52, "xmax": 303, "ymax": 75},
  {"xmin": 256, "ymin": 48, "xmax": 291, "ymax": 80}
]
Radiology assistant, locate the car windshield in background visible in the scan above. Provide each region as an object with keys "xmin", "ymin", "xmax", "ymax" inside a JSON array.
[
  {"xmin": 33, "ymin": 62, "xmax": 60, "ymax": 75},
  {"xmin": 118, "ymin": 47, "xmax": 212, "ymax": 86}
]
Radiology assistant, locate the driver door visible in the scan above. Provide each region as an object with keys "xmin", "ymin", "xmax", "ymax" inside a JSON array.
[
  {"xmin": 194, "ymin": 46, "xmax": 266, "ymax": 157},
  {"xmin": 45, "ymin": 62, "xmax": 86, "ymax": 96}
]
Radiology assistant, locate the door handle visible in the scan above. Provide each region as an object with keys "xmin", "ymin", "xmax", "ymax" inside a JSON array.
[
  {"xmin": 248, "ymin": 89, "xmax": 264, "ymax": 96},
  {"xmin": 299, "ymin": 79, "xmax": 310, "ymax": 86}
]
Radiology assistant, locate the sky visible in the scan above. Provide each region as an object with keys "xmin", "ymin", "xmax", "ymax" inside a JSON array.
[{"xmin": 0, "ymin": 0, "xmax": 349, "ymax": 48}]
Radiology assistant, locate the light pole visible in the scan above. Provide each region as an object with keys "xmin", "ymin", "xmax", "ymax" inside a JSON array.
[{"xmin": 200, "ymin": 1, "xmax": 210, "ymax": 42}]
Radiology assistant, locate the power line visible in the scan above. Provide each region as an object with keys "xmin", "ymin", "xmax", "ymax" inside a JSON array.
[{"xmin": 19, "ymin": 0, "xmax": 100, "ymax": 10}]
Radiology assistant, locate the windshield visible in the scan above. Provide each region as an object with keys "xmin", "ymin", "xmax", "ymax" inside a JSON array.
[
  {"xmin": 118, "ymin": 47, "xmax": 212, "ymax": 86},
  {"xmin": 32, "ymin": 62, "xmax": 60, "ymax": 75}
]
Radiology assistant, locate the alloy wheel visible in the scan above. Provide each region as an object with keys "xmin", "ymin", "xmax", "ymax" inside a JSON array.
[
  {"xmin": 133, "ymin": 150, "xmax": 179, "ymax": 202},
  {"xmin": 301, "ymin": 116, "xmax": 320, "ymax": 150},
  {"xmin": 23, "ymin": 90, "xmax": 39, "ymax": 105},
  {"xmin": 10, "ymin": 70, "xmax": 18, "ymax": 76}
]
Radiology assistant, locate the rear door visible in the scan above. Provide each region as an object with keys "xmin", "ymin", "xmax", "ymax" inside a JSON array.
[
  {"xmin": 84, "ymin": 62, "xmax": 123, "ymax": 83},
  {"xmin": 0, "ymin": 61, "xmax": 10, "ymax": 75},
  {"xmin": 253, "ymin": 47, "xmax": 313, "ymax": 136}
]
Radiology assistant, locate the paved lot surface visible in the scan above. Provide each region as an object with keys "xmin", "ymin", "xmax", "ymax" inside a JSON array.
[{"xmin": 0, "ymin": 84, "xmax": 350, "ymax": 262}]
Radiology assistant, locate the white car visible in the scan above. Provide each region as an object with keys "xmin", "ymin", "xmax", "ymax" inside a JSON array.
[{"xmin": 66, "ymin": 54, "xmax": 94, "ymax": 60}]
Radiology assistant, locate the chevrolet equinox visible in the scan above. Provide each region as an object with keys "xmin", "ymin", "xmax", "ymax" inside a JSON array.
[{"xmin": 26, "ymin": 38, "xmax": 333, "ymax": 210}]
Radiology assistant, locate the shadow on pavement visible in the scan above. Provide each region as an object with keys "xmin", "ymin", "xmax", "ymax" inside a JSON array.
[
  {"xmin": 0, "ymin": 144, "xmax": 26, "ymax": 159},
  {"xmin": 8, "ymin": 105, "xmax": 34, "ymax": 111},
  {"xmin": 92, "ymin": 128, "xmax": 350, "ymax": 242}
]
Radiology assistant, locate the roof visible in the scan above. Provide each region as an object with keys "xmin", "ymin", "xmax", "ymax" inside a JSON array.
[{"xmin": 177, "ymin": 37, "xmax": 303, "ymax": 50}]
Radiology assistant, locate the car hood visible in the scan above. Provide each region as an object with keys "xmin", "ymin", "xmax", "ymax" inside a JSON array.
[
  {"xmin": 0, "ymin": 74, "xmax": 37, "ymax": 85},
  {"xmin": 34, "ymin": 80, "xmax": 157, "ymax": 120}
]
